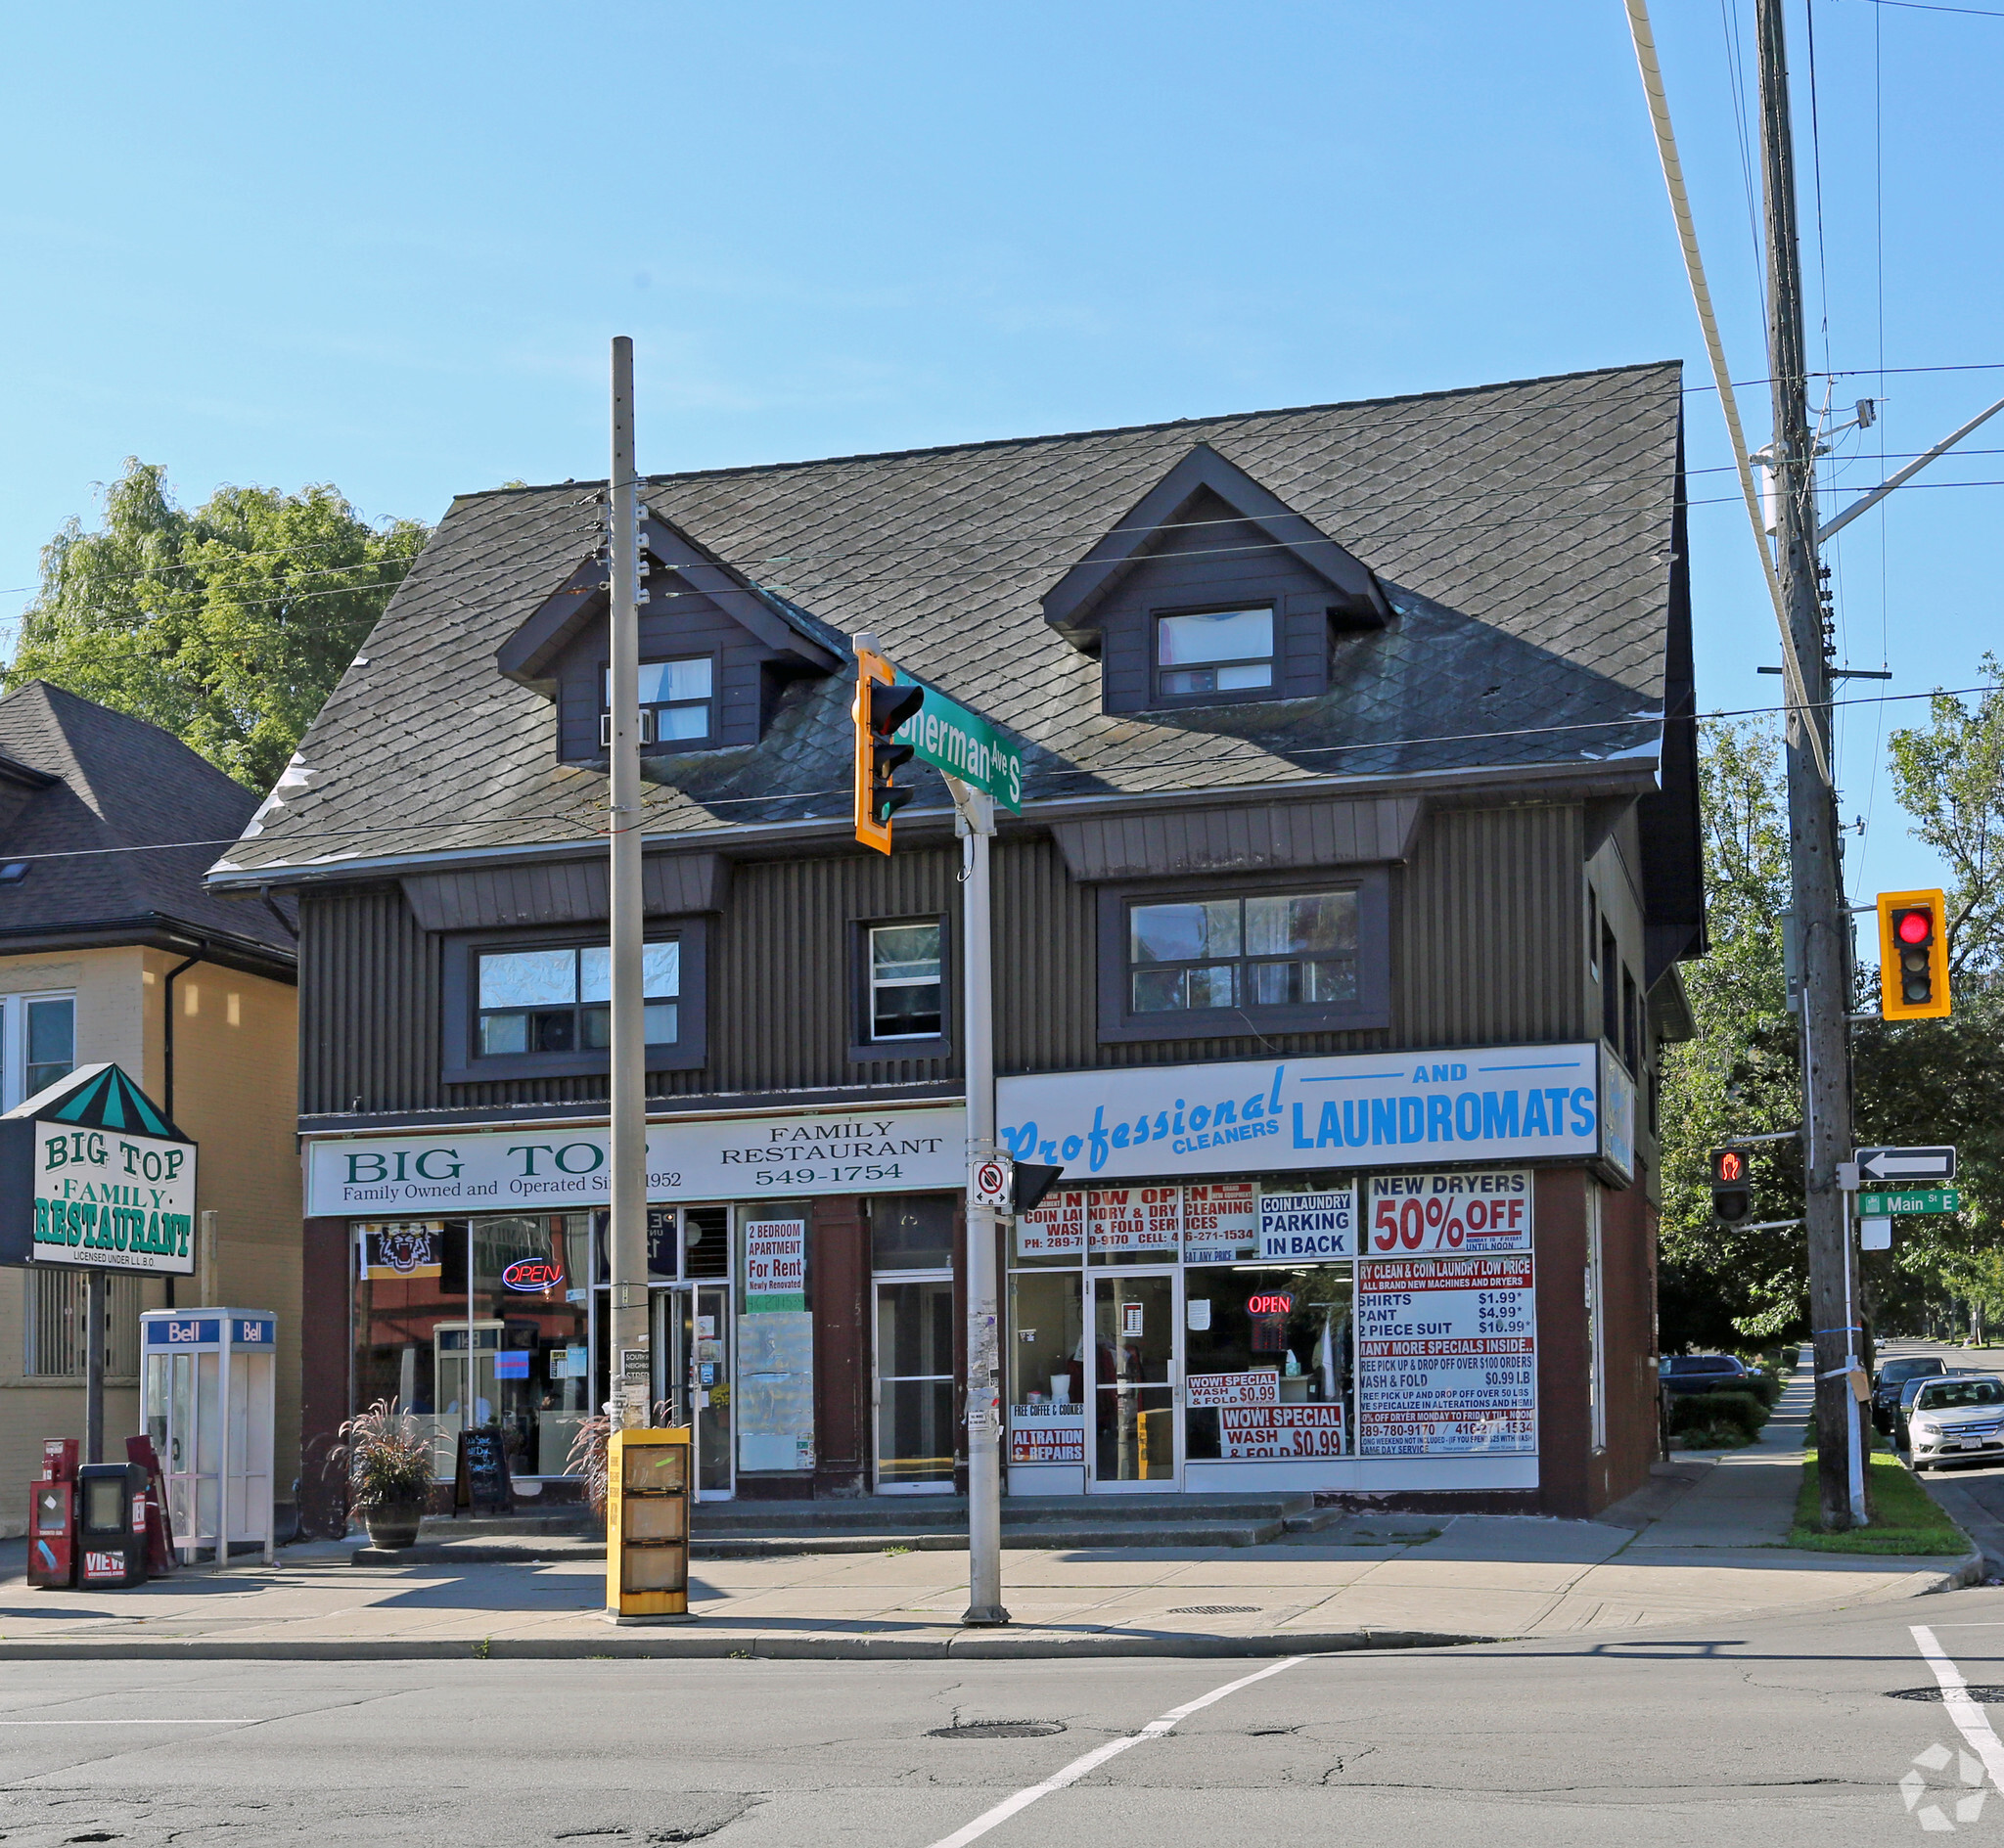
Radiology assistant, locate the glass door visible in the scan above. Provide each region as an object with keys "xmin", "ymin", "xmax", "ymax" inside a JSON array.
[
  {"xmin": 693, "ymin": 1283, "xmax": 733, "ymax": 1498},
  {"xmin": 434, "ymin": 1321, "xmax": 503, "ymax": 1479},
  {"xmin": 874, "ymin": 1276, "xmax": 957, "ymax": 1492},
  {"xmin": 1089, "ymin": 1271, "xmax": 1181, "ymax": 1490}
]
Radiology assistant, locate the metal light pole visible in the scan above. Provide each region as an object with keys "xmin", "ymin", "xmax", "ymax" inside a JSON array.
[
  {"xmin": 950, "ymin": 776, "xmax": 1009, "ymax": 1626},
  {"xmin": 608, "ymin": 338, "xmax": 650, "ymax": 1437}
]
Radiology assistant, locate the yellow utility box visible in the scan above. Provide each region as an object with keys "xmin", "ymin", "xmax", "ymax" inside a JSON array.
[{"xmin": 605, "ymin": 1426, "xmax": 692, "ymax": 1623}]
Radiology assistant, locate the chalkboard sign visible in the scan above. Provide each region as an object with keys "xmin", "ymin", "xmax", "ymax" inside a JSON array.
[{"xmin": 453, "ymin": 1426, "xmax": 514, "ymax": 1514}]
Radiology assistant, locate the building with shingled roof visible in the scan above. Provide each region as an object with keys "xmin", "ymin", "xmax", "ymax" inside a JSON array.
[
  {"xmin": 0, "ymin": 681, "xmax": 299, "ymax": 1535},
  {"xmin": 211, "ymin": 362, "xmax": 1702, "ymax": 1526}
]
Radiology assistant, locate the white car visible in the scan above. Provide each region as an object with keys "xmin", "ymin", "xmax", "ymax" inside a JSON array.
[{"xmin": 1908, "ymin": 1375, "xmax": 2004, "ymax": 1470}]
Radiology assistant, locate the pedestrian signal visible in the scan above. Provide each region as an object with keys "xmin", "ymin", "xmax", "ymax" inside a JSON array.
[
  {"xmin": 1876, "ymin": 889, "xmax": 1951, "ymax": 1020},
  {"xmin": 1709, "ymin": 1149, "xmax": 1753, "ymax": 1226},
  {"xmin": 852, "ymin": 646, "xmax": 924, "ymax": 855}
]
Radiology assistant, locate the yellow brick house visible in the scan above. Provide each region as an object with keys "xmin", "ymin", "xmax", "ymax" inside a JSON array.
[{"xmin": 0, "ymin": 683, "xmax": 297, "ymax": 1532}]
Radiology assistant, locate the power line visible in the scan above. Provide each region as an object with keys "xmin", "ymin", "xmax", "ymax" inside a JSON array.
[{"xmin": 16, "ymin": 679, "xmax": 1989, "ymax": 872}]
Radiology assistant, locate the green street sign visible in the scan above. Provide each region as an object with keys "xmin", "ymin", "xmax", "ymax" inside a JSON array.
[
  {"xmin": 892, "ymin": 676, "xmax": 1023, "ymax": 812},
  {"xmin": 1859, "ymin": 1188, "xmax": 1961, "ymax": 1217}
]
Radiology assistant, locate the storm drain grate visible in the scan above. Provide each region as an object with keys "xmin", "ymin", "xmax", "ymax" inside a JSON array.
[
  {"xmin": 928, "ymin": 1722, "xmax": 1067, "ymax": 1739},
  {"xmin": 1167, "ymin": 1604, "xmax": 1260, "ymax": 1615},
  {"xmin": 1888, "ymin": 1687, "xmax": 2004, "ymax": 1703}
]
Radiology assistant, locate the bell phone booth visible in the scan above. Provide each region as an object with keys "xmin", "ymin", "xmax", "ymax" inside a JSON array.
[{"xmin": 139, "ymin": 1308, "xmax": 276, "ymax": 1565}]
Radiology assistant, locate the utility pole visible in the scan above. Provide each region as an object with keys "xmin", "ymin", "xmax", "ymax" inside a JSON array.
[
  {"xmin": 1755, "ymin": 0, "xmax": 1860, "ymax": 1526},
  {"xmin": 608, "ymin": 338, "xmax": 650, "ymax": 1437}
]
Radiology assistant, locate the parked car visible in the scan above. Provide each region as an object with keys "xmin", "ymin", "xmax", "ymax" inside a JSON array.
[
  {"xmin": 1660, "ymin": 1355, "xmax": 1751, "ymax": 1398},
  {"xmin": 1872, "ymin": 1356, "xmax": 1948, "ymax": 1435},
  {"xmin": 1907, "ymin": 1375, "xmax": 2004, "ymax": 1471}
]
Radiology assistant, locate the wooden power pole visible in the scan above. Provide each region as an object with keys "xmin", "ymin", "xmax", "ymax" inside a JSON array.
[{"xmin": 1755, "ymin": 0, "xmax": 1860, "ymax": 1527}]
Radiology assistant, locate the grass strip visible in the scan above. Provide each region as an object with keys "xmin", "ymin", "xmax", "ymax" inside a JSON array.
[{"xmin": 1787, "ymin": 1447, "xmax": 1970, "ymax": 1555}]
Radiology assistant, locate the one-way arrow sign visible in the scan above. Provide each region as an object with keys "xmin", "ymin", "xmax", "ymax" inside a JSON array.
[{"xmin": 1855, "ymin": 1145, "xmax": 1957, "ymax": 1183}]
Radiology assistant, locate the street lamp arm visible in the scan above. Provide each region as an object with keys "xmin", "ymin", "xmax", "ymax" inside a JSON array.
[{"xmin": 1818, "ymin": 393, "xmax": 2004, "ymax": 546}]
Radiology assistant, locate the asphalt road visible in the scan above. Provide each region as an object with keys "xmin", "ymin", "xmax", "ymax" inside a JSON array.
[{"xmin": 6, "ymin": 1587, "xmax": 2004, "ymax": 1846}]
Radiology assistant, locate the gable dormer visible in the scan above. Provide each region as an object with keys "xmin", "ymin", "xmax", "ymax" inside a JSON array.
[
  {"xmin": 1041, "ymin": 444, "xmax": 1389, "ymax": 716},
  {"xmin": 496, "ymin": 510, "xmax": 842, "ymax": 761}
]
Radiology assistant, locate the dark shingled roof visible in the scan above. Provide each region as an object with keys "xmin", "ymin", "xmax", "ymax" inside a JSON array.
[
  {"xmin": 0, "ymin": 682, "xmax": 294, "ymax": 964},
  {"xmin": 213, "ymin": 361, "xmax": 1685, "ymax": 880}
]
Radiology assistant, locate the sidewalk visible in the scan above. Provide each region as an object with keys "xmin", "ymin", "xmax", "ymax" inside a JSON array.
[{"xmin": 0, "ymin": 1367, "xmax": 1973, "ymax": 1662}]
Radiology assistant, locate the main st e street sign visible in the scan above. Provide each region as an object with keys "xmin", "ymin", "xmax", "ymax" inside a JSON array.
[{"xmin": 0, "ymin": 1064, "xmax": 199, "ymax": 1276}]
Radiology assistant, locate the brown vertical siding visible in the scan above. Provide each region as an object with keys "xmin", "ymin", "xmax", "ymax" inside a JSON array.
[
  {"xmin": 1401, "ymin": 804, "xmax": 1586, "ymax": 1049},
  {"xmin": 301, "ymin": 801, "xmax": 1592, "ymax": 1117}
]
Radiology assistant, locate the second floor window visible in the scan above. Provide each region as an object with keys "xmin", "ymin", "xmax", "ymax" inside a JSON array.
[
  {"xmin": 476, "ymin": 942, "xmax": 678, "ymax": 1057},
  {"xmin": 603, "ymin": 655, "xmax": 713, "ymax": 745},
  {"xmin": 1128, "ymin": 890, "xmax": 1358, "ymax": 1014},
  {"xmin": 24, "ymin": 995, "xmax": 74, "ymax": 1096},
  {"xmin": 2, "ymin": 990, "xmax": 75, "ymax": 1107},
  {"xmin": 1155, "ymin": 607, "xmax": 1273, "ymax": 701},
  {"xmin": 868, "ymin": 923, "xmax": 943, "ymax": 1039}
]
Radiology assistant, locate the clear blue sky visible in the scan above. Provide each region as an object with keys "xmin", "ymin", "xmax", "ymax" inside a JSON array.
[{"xmin": 2, "ymin": 1, "xmax": 1997, "ymax": 899}]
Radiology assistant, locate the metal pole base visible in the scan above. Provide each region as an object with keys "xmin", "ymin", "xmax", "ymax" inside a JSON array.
[{"xmin": 961, "ymin": 1603, "xmax": 1012, "ymax": 1628}]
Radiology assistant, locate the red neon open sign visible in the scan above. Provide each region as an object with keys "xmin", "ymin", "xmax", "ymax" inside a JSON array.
[
  {"xmin": 501, "ymin": 1257, "xmax": 564, "ymax": 1293},
  {"xmin": 1246, "ymin": 1292, "xmax": 1295, "ymax": 1318}
]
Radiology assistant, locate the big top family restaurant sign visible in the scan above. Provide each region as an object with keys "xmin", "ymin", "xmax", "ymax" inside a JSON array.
[{"xmin": 0, "ymin": 1064, "xmax": 199, "ymax": 1277}]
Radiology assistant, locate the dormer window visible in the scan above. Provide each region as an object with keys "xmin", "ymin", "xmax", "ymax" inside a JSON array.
[
  {"xmin": 601, "ymin": 655, "xmax": 714, "ymax": 748},
  {"xmin": 1155, "ymin": 608, "xmax": 1274, "ymax": 702}
]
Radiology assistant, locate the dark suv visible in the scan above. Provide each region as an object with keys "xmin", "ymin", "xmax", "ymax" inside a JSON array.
[
  {"xmin": 1661, "ymin": 1355, "xmax": 1752, "ymax": 1397},
  {"xmin": 1872, "ymin": 1356, "xmax": 1948, "ymax": 1435}
]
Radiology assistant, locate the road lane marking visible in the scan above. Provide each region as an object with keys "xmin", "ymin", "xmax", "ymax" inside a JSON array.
[
  {"xmin": 1912, "ymin": 1624, "xmax": 2004, "ymax": 1789},
  {"xmin": 923, "ymin": 1656, "xmax": 1304, "ymax": 1848},
  {"xmin": 0, "ymin": 1720, "xmax": 261, "ymax": 1726}
]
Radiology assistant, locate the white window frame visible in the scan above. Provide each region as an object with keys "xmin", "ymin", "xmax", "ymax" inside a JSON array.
[
  {"xmin": 867, "ymin": 922, "xmax": 944, "ymax": 1043},
  {"xmin": 1, "ymin": 988, "xmax": 76, "ymax": 1111}
]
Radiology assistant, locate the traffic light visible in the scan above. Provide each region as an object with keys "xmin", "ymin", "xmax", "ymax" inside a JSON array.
[
  {"xmin": 1876, "ymin": 888, "xmax": 1952, "ymax": 1020},
  {"xmin": 1012, "ymin": 1162, "xmax": 1065, "ymax": 1216},
  {"xmin": 852, "ymin": 646, "xmax": 924, "ymax": 855},
  {"xmin": 1709, "ymin": 1149, "xmax": 1753, "ymax": 1227}
]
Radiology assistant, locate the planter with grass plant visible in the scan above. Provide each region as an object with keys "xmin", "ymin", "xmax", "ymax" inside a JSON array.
[{"xmin": 335, "ymin": 1399, "xmax": 435, "ymax": 1549}]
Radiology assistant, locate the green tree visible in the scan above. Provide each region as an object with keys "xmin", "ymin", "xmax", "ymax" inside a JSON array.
[
  {"xmin": 1859, "ymin": 659, "xmax": 2004, "ymax": 1335},
  {"xmin": 6, "ymin": 459, "xmax": 428, "ymax": 792},
  {"xmin": 1657, "ymin": 718, "xmax": 1809, "ymax": 1350}
]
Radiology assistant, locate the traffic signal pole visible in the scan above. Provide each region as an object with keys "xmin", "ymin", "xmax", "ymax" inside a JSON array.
[
  {"xmin": 1755, "ymin": 0, "xmax": 1861, "ymax": 1527},
  {"xmin": 948, "ymin": 774, "xmax": 1009, "ymax": 1626}
]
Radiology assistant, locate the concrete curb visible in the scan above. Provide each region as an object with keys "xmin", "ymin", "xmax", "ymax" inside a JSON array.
[{"xmin": 0, "ymin": 1627, "xmax": 1488, "ymax": 1665}]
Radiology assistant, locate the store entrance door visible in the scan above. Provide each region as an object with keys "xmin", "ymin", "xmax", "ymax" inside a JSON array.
[
  {"xmin": 1088, "ymin": 1272, "xmax": 1181, "ymax": 1490},
  {"xmin": 874, "ymin": 1275, "xmax": 956, "ymax": 1492},
  {"xmin": 651, "ymin": 1285, "xmax": 734, "ymax": 1500}
]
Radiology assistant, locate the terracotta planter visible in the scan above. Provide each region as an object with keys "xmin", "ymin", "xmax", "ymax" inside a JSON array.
[{"xmin": 361, "ymin": 1500, "xmax": 426, "ymax": 1550}]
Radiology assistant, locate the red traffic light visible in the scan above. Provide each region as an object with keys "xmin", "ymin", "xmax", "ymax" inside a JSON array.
[
  {"xmin": 1895, "ymin": 908, "xmax": 1933, "ymax": 947},
  {"xmin": 1715, "ymin": 1150, "xmax": 1744, "ymax": 1183}
]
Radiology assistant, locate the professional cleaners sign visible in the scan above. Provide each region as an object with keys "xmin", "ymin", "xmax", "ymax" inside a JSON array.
[
  {"xmin": 998, "ymin": 1045, "xmax": 1605, "ymax": 1182},
  {"xmin": 0, "ymin": 1064, "xmax": 199, "ymax": 1276}
]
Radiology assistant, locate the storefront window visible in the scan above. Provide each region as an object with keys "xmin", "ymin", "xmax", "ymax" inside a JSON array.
[
  {"xmin": 1007, "ymin": 1272, "xmax": 1085, "ymax": 1468},
  {"xmin": 1183, "ymin": 1267, "xmax": 1354, "ymax": 1460},
  {"xmin": 354, "ymin": 1214, "xmax": 592, "ymax": 1481}
]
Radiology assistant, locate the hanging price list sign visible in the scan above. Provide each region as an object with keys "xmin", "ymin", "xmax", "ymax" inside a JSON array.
[{"xmin": 1357, "ymin": 1255, "xmax": 1536, "ymax": 1455}]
